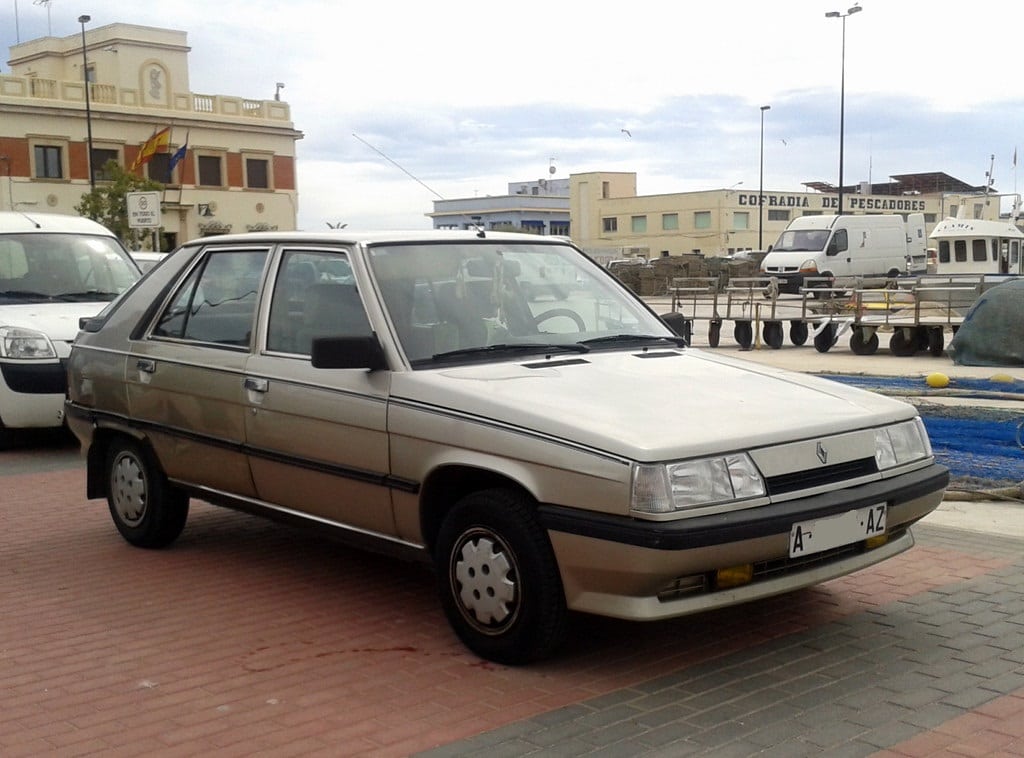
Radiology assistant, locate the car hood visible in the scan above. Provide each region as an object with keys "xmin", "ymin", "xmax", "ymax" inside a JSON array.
[
  {"xmin": 391, "ymin": 348, "xmax": 915, "ymax": 461},
  {"xmin": 0, "ymin": 302, "xmax": 105, "ymax": 342}
]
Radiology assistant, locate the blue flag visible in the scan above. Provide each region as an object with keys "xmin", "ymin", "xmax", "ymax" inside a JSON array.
[{"xmin": 167, "ymin": 137, "xmax": 188, "ymax": 181}]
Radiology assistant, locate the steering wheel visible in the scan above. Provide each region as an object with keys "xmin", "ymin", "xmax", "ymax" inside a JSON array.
[{"xmin": 534, "ymin": 308, "xmax": 586, "ymax": 332}]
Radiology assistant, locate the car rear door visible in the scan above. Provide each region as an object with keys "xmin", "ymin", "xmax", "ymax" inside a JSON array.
[
  {"xmin": 243, "ymin": 245, "xmax": 396, "ymax": 536},
  {"xmin": 127, "ymin": 244, "xmax": 271, "ymax": 497}
]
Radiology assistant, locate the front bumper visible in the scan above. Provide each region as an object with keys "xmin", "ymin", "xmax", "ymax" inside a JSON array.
[
  {"xmin": 0, "ymin": 360, "xmax": 68, "ymax": 429},
  {"xmin": 541, "ymin": 463, "xmax": 948, "ymax": 621}
]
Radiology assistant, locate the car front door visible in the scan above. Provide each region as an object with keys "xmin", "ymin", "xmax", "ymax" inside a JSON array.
[
  {"xmin": 243, "ymin": 246, "xmax": 395, "ymax": 536},
  {"xmin": 127, "ymin": 245, "xmax": 270, "ymax": 497}
]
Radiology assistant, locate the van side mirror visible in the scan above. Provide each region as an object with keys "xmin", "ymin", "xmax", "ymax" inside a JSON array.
[{"xmin": 311, "ymin": 335, "xmax": 388, "ymax": 370}]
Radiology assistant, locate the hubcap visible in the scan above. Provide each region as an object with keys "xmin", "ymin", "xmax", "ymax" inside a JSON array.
[
  {"xmin": 452, "ymin": 530, "xmax": 518, "ymax": 633},
  {"xmin": 111, "ymin": 453, "xmax": 147, "ymax": 526}
]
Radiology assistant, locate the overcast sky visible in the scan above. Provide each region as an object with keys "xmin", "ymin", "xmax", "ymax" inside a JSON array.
[{"xmin": 3, "ymin": 0, "xmax": 1022, "ymax": 230}]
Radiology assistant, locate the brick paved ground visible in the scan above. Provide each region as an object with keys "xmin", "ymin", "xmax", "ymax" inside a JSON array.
[{"xmin": 2, "ymin": 451, "xmax": 1023, "ymax": 757}]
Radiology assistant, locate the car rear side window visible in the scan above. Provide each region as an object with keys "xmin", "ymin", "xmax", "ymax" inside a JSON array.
[{"xmin": 152, "ymin": 249, "xmax": 268, "ymax": 348}]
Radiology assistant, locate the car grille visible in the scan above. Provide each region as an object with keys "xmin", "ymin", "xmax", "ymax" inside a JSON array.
[{"xmin": 765, "ymin": 456, "xmax": 878, "ymax": 496}]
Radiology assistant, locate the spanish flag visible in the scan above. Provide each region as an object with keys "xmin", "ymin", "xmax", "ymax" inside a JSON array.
[{"xmin": 130, "ymin": 127, "xmax": 171, "ymax": 172}]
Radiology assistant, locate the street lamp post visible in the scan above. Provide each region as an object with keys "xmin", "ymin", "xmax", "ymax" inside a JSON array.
[
  {"xmin": 825, "ymin": 3, "xmax": 862, "ymax": 216},
  {"xmin": 758, "ymin": 105, "xmax": 770, "ymax": 249},
  {"xmin": 78, "ymin": 14, "xmax": 95, "ymax": 191}
]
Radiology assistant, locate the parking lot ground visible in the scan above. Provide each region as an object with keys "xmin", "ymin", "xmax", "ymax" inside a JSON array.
[{"xmin": 3, "ymin": 453, "xmax": 1024, "ymax": 757}]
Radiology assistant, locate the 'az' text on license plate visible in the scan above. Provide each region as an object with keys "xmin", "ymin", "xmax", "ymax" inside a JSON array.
[{"xmin": 789, "ymin": 504, "xmax": 886, "ymax": 558}]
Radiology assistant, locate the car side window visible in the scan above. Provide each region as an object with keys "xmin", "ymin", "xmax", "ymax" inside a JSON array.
[
  {"xmin": 152, "ymin": 249, "xmax": 268, "ymax": 348},
  {"xmin": 266, "ymin": 249, "xmax": 371, "ymax": 355}
]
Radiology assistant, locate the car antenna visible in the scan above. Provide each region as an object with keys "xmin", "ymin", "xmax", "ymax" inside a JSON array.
[{"xmin": 352, "ymin": 133, "xmax": 485, "ymax": 235}]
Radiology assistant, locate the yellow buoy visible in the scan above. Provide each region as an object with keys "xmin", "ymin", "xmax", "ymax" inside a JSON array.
[
  {"xmin": 990, "ymin": 373, "xmax": 1015, "ymax": 383},
  {"xmin": 925, "ymin": 372, "xmax": 950, "ymax": 389}
]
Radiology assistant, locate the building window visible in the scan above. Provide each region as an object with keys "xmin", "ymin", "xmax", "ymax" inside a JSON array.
[
  {"xmin": 694, "ymin": 211, "xmax": 711, "ymax": 229},
  {"xmin": 91, "ymin": 148, "xmax": 119, "ymax": 182},
  {"xmin": 662, "ymin": 213, "xmax": 679, "ymax": 231},
  {"xmin": 550, "ymin": 221, "xmax": 570, "ymax": 236},
  {"xmin": 197, "ymin": 155, "xmax": 224, "ymax": 187},
  {"xmin": 601, "ymin": 181, "xmax": 610, "ymax": 199},
  {"xmin": 33, "ymin": 145, "xmax": 63, "ymax": 179},
  {"xmin": 245, "ymin": 157, "xmax": 270, "ymax": 189},
  {"xmin": 602, "ymin": 217, "xmax": 618, "ymax": 233},
  {"xmin": 631, "ymin": 215, "xmax": 647, "ymax": 233},
  {"xmin": 973, "ymin": 204, "xmax": 984, "ymax": 219},
  {"xmin": 767, "ymin": 209, "xmax": 790, "ymax": 222},
  {"xmin": 733, "ymin": 212, "xmax": 749, "ymax": 230},
  {"xmin": 924, "ymin": 213, "xmax": 937, "ymax": 223}
]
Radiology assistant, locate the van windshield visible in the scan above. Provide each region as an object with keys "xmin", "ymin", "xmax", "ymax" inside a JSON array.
[
  {"xmin": 0, "ymin": 234, "xmax": 140, "ymax": 304},
  {"xmin": 772, "ymin": 229, "xmax": 830, "ymax": 253}
]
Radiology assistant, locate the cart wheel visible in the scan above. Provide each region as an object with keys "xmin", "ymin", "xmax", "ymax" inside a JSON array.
[
  {"xmin": 708, "ymin": 319, "xmax": 722, "ymax": 348},
  {"xmin": 762, "ymin": 322, "xmax": 784, "ymax": 349},
  {"xmin": 734, "ymin": 321, "xmax": 753, "ymax": 349},
  {"xmin": 813, "ymin": 323, "xmax": 837, "ymax": 353},
  {"xmin": 889, "ymin": 329, "xmax": 918, "ymax": 357},
  {"xmin": 850, "ymin": 329, "xmax": 879, "ymax": 355},
  {"xmin": 789, "ymin": 321, "xmax": 809, "ymax": 346},
  {"xmin": 927, "ymin": 327, "xmax": 945, "ymax": 357}
]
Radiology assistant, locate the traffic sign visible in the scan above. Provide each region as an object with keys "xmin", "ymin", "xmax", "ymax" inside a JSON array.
[{"xmin": 127, "ymin": 191, "xmax": 162, "ymax": 229}]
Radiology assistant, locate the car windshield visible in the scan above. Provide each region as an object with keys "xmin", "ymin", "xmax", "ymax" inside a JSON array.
[
  {"xmin": 0, "ymin": 233, "xmax": 140, "ymax": 304},
  {"xmin": 366, "ymin": 240, "xmax": 674, "ymax": 367},
  {"xmin": 772, "ymin": 229, "xmax": 831, "ymax": 252}
]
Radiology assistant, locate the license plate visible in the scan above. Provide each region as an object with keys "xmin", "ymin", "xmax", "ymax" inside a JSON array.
[{"xmin": 789, "ymin": 504, "xmax": 886, "ymax": 558}]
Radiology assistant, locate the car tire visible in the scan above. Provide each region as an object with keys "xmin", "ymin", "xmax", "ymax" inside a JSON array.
[
  {"xmin": 105, "ymin": 437, "xmax": 189, "ymax": 549},
  {"xmin": 435, "ymin": 489, "xmax": 567, "ymax": 665},
  {"xmin": 927, "ymin": 327, "xmax": 945, "ymax": 357}
]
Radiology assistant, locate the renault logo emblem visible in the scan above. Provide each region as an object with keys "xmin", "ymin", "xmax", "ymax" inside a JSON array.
[{"xmin": 816, "ymin": 441, "xmax": 829, "ymax": 464}]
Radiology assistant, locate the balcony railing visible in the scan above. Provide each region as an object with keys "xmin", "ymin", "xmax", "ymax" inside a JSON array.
[{"xmin": 0, "ymin": 73, "xmax": 291, "ymax": 122}]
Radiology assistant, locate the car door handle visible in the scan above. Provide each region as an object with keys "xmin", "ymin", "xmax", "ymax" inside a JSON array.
[
  {"xmin": 244, "ymin": 377, "xmax": 269, "ymax": 393},
  {"xmin": 136, "ymin": 358, "xmax": 156, "ymax": 374}
]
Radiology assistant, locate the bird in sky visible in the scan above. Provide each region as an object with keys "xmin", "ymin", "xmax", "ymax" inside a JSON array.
[{"xmin": 621, "ymin": 129, "xmax": 632, "ymax": 138}]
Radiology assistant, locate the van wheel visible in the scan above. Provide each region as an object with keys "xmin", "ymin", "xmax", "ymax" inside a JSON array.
[
  {"xmin": 789, "ymin": 321, "xmax": 809, "ymax": 346},
  {"xmin": 105, "ymin": 438, "xmax": 189, "ymax": 548},
  {"xmin": 436, "ymin": 489, "xmax": 567, "ymax": 665}
]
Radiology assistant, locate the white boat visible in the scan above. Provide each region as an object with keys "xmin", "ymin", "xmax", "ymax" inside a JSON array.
[{"xmin": 928, "ymin": 217, "xmax": 1024, "ymax": 275}]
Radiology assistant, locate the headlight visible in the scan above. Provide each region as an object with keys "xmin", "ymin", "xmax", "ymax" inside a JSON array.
[
  {"xmin": 875, "ymin": 418, "xmax": 932, "ymax": 470},
  {"xmin": 798, "ymin": 259, "xmax": 819, "ymax": 274},
  {"xmin": 0, "ymin": 326, "xmax": 58, "ymax": 359},
  {"xmin": 631, "ymin": 453, "xmax": 766, "ymax": 515}
]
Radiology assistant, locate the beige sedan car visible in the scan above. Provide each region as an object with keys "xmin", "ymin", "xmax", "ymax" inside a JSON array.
[{"xmin": 66, "ymin": 231, "xmax": 948, "ymax": 663}]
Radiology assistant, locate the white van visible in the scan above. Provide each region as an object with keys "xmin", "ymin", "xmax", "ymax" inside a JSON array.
[
  {"xmin": 0, "ymin": 212, "xmax": 141, "ymax": 445},
  {"xmin": 760, "ymin": 213, "xmax": 926, "ymax": 295}
]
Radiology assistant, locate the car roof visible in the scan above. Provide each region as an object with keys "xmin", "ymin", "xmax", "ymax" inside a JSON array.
[
  {"xmin": 182, "ymin": 229, "xmax": 570, "ymax": 247},
  {"xmin": 0, "ymin": 211, "xmax": 119, "ymax": 236}
]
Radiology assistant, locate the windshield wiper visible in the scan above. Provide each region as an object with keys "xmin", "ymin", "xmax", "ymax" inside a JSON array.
[
  {"xmin": 0, "ymin": 289, "xmax": 53, "ymax": 300},
  {"xmin": 52, "ymin": 290, "xmax": 121, "ymax": 301},
  {"xmin": 431, "ymin": 342, "xmax": 590, "ymax": 361},
  {"xmin": 578, "ymin": 334, "xmax": 687, "ymax": 348}
]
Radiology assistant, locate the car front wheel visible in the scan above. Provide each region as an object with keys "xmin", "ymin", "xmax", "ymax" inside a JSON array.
[
  {"xmin": 105, "ymin": 437, "xmax": 189, "ymax": 548},
  {"xmin": 436, "ymin": 489, "xmax": 567, "ymax": 665}
]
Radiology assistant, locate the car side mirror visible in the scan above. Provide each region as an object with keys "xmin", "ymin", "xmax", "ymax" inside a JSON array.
[{"xmin": 311, "ymin": 335, "xmax": 388, "ymax": 370}]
